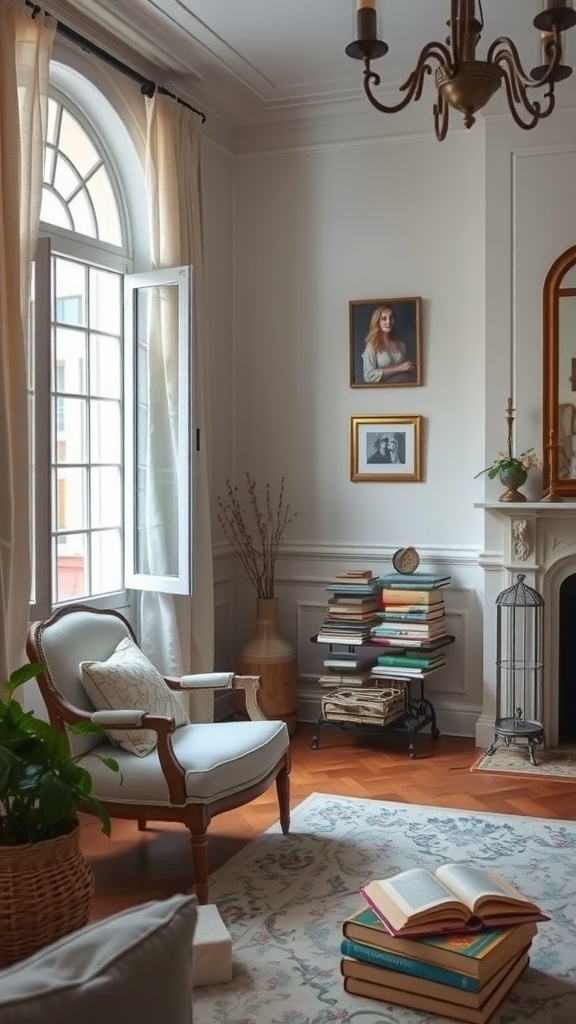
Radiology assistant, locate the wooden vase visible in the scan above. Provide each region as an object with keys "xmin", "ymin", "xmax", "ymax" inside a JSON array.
[
  {"xmin": 237, "ymin": 597, "xmax": 298, "ymax": 735},
  {"xmin": 0, "ymin": 825, "xmax": 95, "ymax": 966}
]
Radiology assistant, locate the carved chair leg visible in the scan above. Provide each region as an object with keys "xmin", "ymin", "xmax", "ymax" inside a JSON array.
[
  {"xmin": 137, "ymin": 819, "xmax": 147, "ymax": 831},
  {"xmin": 190, "ymin": 831, "xmax": 210, "ymax": 904},
  {"xmin": 276, "ymin": 766, "xmax": 291, "ymax": 835}
]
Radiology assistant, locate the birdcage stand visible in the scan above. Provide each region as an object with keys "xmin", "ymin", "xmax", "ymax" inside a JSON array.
[{"xmin": 485, "ymin": 573, "xmax": 545, "ymax": 766}]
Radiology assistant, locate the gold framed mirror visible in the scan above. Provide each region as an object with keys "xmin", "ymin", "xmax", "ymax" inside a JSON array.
[{"xmin": 543, "ymin": 245, "xmax": 576, "ymax": 499}]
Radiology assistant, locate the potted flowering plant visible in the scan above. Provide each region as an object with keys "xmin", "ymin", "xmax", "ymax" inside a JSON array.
[
  {"xmin": 475, "ymin": 399, "xmax": 541, "ymax": 502},
  {"xmin": 475, "ymin": 447, "xmax": 541, "ymax": 481}
]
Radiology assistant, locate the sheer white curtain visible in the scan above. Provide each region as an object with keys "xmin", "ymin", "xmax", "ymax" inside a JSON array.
[
  {"xmin": 142, "ymin": 93, "xmax": 214, "ymax": 685},
  {"xmin": 0, "ymin": 0, "xmax": 55, "ymax": 681}
]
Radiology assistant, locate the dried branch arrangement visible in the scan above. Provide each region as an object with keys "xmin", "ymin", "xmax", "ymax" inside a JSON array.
[{"xmin": 216, "ymin": 474, "xmax": 297, "ymax": 598}]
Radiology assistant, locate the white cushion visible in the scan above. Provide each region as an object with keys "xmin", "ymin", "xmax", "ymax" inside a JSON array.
[
  {"xmin": 80, "ymin": 636, "xmax": 188, "ymax": 756},
  {"xmin": 0, "ymin": 894, "xmax": 196, "ymax": 1024},
  {"xmin": 82, "ymin": 719, "xmax": 290, "ymax": 806}
]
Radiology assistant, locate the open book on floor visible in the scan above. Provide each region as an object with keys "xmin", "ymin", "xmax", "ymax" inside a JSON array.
[{"xmin": 360, "ymin": 864, "xmax": 548, "ymax": 937}]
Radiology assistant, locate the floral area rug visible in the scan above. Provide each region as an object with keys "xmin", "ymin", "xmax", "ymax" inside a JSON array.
[
  {"xmin": 194, "ymin": 793, "xmax": 576, "ymax": 1023},
  {"xmin": 471, "ymin": 745, "xmax": 576, "ymax": 780}
]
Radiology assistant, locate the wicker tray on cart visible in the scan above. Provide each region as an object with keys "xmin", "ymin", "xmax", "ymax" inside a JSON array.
[{"xmin": 321, "ymin": 686, "xmax": 406, "ymax": 727}]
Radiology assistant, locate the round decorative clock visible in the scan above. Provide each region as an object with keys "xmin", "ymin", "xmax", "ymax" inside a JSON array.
[{"xmin": 392, "ymin": 546, "xmax": 420, "ymax": 574}]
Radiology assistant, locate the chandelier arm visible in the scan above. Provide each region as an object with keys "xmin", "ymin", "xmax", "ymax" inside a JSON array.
[
  {"xmin": 499, "ymin": 63, "xmax": 556, "ymax": 130},
  {"xmin": 433, "ymin": 89, "xmax": 449, "ymax": 142},
  {"xmin": 487, "ymin": 33, "xmax": 562, "ymax": 89},
  {"xmin": 363, "ymin": 40, "xmax": 453, "ymax": 115}
]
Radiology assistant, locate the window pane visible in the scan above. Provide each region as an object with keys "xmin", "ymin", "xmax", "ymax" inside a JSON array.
[
  {"xmin": 54, "ymin": 153, "xmax": 79, "ymax": 202},
  {"xmin": 55, "ymin": 258, "xmax": 86, "ymax": 326},
  {"xmin": 54, "ymin": 327, "xmax": 87, "ymax": 392},
  {"xmin": 90, "ymin": 335, "xmax": 121, "ymax": 399},
  {"xmin": 59, "ymin": 109, "xmax": 99, "ymax": 176},
  {"xmin": 40, "ymin": 189, "xmax": 71, "ymax": 229},
  {"xmin": 90, "ymin": 400, "xmax": 121, "ymax": 462},
  {"xmin": 54, "ymin": 533, "xmax": 87, "ymax": 603},
  {"xmin": 91, "ymin": 467, "xmax": 121, "ymax": 528},
  {"xmin": 90, "ymin": 267, "xmax": 121, "ymax": 335},
  {"xmin": 53, "ymin": 398, "xmax": 87, "ymax": 462},
  {"xmin": 89, "ymin": 166, "xmax": 122, "ymax": 245},
  {"xmin": 54, "ymin": 467, "xmax": 87, "ymax": 530},
  {"xmin": 91, "ymin": 530, "xmax": 122, "ymax": 594},
  {"xmin": 69, "ymin": 189, "xmax": 97, "ymax": 238}
]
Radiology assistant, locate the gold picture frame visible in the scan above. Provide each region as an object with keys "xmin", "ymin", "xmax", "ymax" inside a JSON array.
[{"xmin": 351, "ymin": 415, "xmax": 423, "ymax": 482}]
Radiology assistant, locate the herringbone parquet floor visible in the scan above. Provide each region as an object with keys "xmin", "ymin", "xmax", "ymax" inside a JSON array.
[{"xmin": 82, "ymin": 725, "xmax": 576, "ymax": 921}]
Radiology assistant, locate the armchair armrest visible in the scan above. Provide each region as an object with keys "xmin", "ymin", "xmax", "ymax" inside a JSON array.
[
  {"xmin": 232, "ymin": 675, "xmax": 265, "ymax": 721},
  {"xmin": 90, "ymin": 709, "xmax": 175, "ymax": 731},
  {"xmin": 91, "ymin": 710, "xmax": 186, "ymax": 804},
  {"xmin": 171, "ymin": 672, "xmax": 234, "ymax": 691}
]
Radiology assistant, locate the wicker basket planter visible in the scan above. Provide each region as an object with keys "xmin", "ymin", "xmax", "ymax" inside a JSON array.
[{"xmin": 0, "ymin": 826, "xmax": 95, "ymax": 967}]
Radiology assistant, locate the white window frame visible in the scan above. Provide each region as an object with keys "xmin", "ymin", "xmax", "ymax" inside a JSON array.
[{"xmin": 124, "ymin": 266, "xmax": 193, "ymax": 594}]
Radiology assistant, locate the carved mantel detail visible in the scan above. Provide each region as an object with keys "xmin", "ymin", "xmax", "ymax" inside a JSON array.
[{"xmin": 511, "ymin": 518, "xmax": 530, "ymax": 561}]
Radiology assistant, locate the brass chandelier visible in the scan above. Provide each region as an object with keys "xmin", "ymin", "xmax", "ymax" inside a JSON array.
[{"xmin": 346, "ymin": 0, "xmax": 576, "ymax": 141}]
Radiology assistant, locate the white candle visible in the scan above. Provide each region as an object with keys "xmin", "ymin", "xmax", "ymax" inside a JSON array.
[{"xmin": 357, "ymin": 0, "xmax": 376, "ymax": 10}]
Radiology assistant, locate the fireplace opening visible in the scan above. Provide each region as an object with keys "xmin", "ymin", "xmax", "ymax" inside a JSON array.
[{"xmin": 558, "ymin": 574, "xmax": 576, "ymax": 743}]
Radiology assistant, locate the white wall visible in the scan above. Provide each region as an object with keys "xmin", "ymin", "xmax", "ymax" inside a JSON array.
[{"xmin": 206, "ymin": 102, "xmax": 576, "ymax": 738}]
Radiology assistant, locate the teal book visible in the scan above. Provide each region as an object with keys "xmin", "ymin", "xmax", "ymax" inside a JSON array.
[
  {"xmin": 378, "ymin": 573, "xmax": 451, "ymax": 589},
  {"xmin": 377, "ymin": 655, "xmax": 443, "ymax": 669},
  {"xmin": 340, "ymin": 937, "xmax": 483, "ymax": 992}
]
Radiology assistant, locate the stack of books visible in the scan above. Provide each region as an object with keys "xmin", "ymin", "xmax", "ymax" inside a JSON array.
[
  {"xmin": 370, "ymin": 571, "xmax": 453, "ymax": 675},
  {"xmin": 341, "ymin": 863, "xmax": 545, "ymax": 1022},
  {"xmin": 316, "ymin": 570, "xmax": 380, "ymax": 647}
]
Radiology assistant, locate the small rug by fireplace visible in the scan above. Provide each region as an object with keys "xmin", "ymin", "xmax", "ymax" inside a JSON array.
[
  {"xmin": 471, "ymin": 744, "xmax": 576, "ymax": 780},
  {"xmin": 194, "ymin": 793, "xmax": 576, "ymax": 1023}
]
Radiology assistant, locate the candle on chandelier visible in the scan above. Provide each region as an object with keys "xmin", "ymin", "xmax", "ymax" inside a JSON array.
[{"xmin": 356, "ymin": 0, "xmax": 377, "ymax": 40}]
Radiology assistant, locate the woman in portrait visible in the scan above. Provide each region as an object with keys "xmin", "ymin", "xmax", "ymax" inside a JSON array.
[{"xmin": 361, "ymin": 304, "xmax": 416, "ymax": 384}]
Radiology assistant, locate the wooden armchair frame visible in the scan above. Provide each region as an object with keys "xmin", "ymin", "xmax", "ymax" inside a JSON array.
[{"xmin": 26, "ymin": 604, "xmax": 291, "ymax": 903}]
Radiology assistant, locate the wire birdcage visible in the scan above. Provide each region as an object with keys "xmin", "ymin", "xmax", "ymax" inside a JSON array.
[{"xmin": 486, "ymin": 573, "xmax": 545, "ymax": 765}]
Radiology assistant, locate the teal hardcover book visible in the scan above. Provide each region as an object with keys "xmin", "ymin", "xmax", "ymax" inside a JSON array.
[{"xmin": 340, "ymin": 937, "xmax": 482, "ymax": 991}]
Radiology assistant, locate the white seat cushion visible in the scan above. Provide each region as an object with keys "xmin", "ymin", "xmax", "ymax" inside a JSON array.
[
  {"xmin": 0, "ymin": 894, "xmax": 196, "ymax": 1024},
  {"xmin": 82, "ymin": 719, "xmax": 290, "ymax": 805},
  {"xmin": 80, "ymin": 636, "xmax": 188, "ymax": 756}
]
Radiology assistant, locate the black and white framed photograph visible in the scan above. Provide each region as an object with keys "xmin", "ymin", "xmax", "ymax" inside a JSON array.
[
  {"xmin": 349, "ymin": 296, "xmax": 423, "ymax": 388},
  {"xmin": 350, "ymin": 415, "xmax": 423, "ymax": 482}
]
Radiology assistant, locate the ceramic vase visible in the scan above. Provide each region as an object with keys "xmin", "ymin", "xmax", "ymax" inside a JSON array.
[
  {"xmin": 237, "ymin": 597, "xmax": 298, "ymax": 735},
  {"xmin": 498, "ymin": 466, "xmax": 528, "ymax": 503}
]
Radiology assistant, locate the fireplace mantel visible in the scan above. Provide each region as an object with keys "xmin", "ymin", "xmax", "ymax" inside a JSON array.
[
  {"xmin": 475, "ymin": 502, "xmax": 576, "ymax": 512},
  {"xmin": 475, "ymin": 501, "xmax": 576, "ymax": 747}
]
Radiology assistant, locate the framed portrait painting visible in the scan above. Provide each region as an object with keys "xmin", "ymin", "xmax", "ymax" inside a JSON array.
[
  {"xmin": 351, "ymin": 415, "xmax": 423, "ymax": 482},
  {"xmin": 349, "ymin": 296, "xmax": 423, "ymax": 388}
]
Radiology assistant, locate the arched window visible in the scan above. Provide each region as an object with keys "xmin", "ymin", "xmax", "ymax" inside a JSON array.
[
  {"xmin": 31, "ymin": 90, "xmax": 130, "ymax": 614},
  {"xmin": 31, "ymin": 72, "xmax": 192, "ymax": 620}
]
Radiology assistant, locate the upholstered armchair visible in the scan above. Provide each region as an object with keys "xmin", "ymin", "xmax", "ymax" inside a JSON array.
[{"xmin": 26, "ymin": 604, "xmax": 291, "ymax": 903}]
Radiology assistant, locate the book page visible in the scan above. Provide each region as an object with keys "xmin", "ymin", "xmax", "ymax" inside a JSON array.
[
  {"xmin": 379, "ymin": 868, "xmax": 463, "ymax": 914},
  {"xmin": 435, "ymin": 864, "xmax": 532, "ymax": 913}
]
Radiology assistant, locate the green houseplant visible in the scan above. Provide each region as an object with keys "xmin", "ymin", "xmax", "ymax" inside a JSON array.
[
  {"xmin": 0, "ymin": 663, "xmax": 118, "ymax": 844},
  {"xmin": 0, "ymin": 662, "xmax": 119, "ymax": 966}
]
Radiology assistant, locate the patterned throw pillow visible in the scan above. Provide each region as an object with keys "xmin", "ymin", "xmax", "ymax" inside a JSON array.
[{"xmin": 80, "ymin": 636, "xmax": 188, "ymax": 756}]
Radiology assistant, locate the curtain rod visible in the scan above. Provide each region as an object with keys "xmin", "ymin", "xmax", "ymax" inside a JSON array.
[{"xmin": 27, "ymin": 1, "xmax": 206, "ymax": 123}]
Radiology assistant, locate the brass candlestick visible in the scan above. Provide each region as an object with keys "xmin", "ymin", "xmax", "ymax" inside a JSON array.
[{"xmin": 541, "ymin": 428, "xmax": 563, "ymax": 502}]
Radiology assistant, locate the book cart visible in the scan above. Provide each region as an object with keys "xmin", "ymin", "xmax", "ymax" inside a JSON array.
[{"xmin": 310, "ymin": 637, "xmax": 446, "ymax": 758}]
